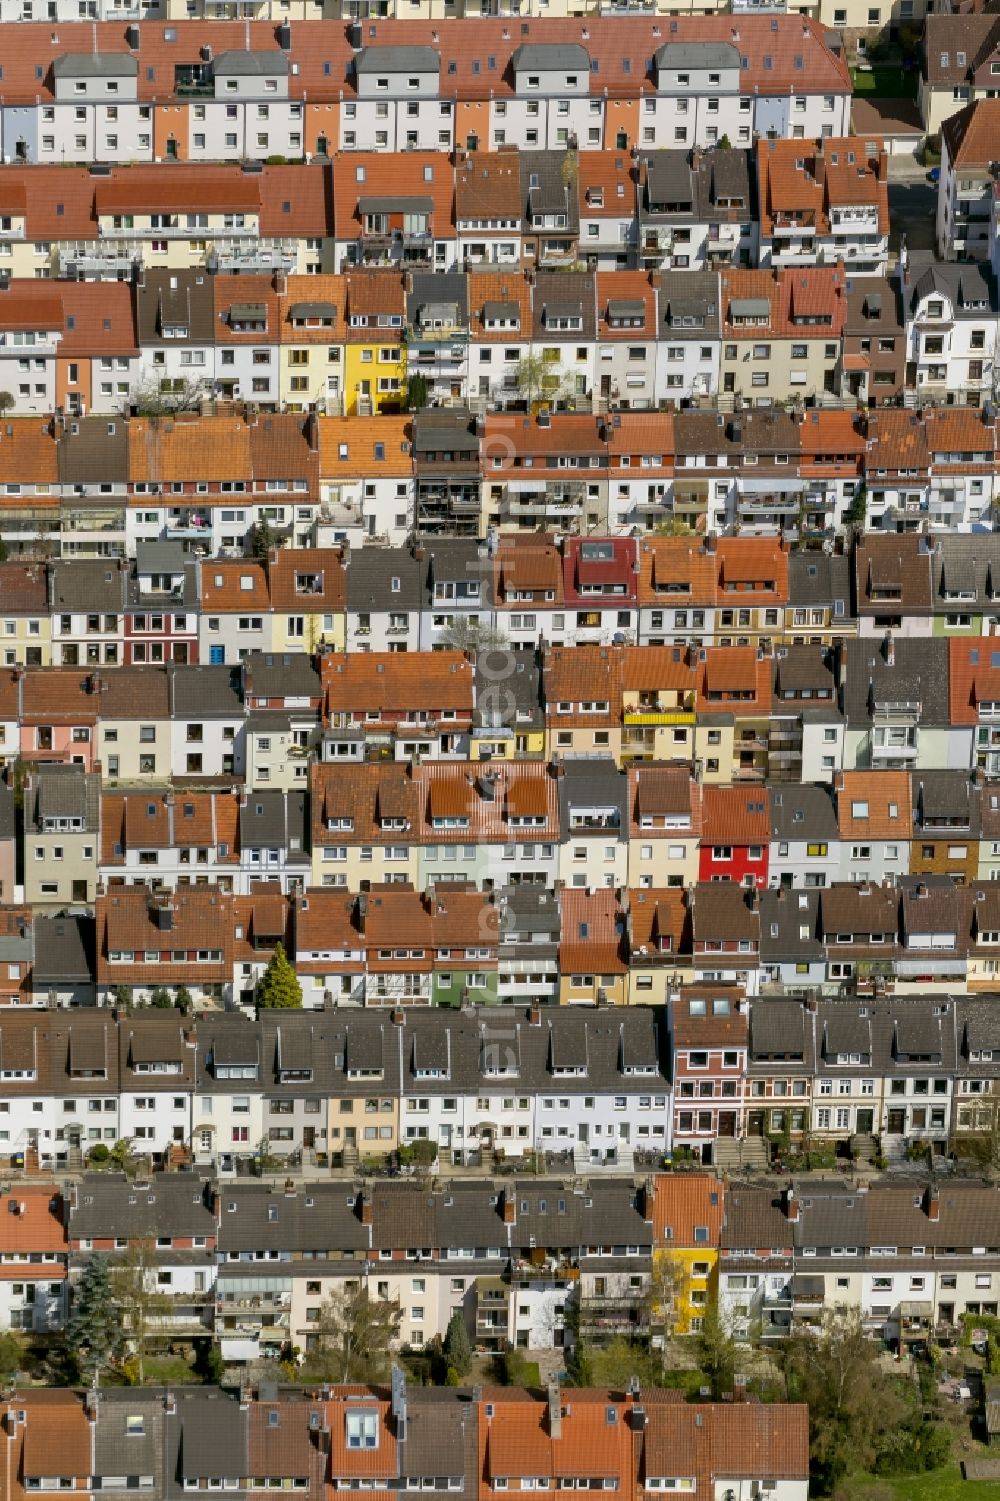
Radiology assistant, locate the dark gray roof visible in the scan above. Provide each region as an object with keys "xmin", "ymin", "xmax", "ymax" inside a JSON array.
[
  {"xmin": 758, "ymin": 892, "xmax": 824, "ymax": 969},
  {"xmin": 691, "ymin": 882, "xmax": 759, "ymax": 943},
  {"xmin": 659, "ymin": 271, "xmax": 720, "ymax": 335},
  {"xmin": 355, "ymin": 45, "xmax": 441, "ymax": 73},
  {"xmin": 773, "ymin": 644, "xmax": 838, "ymax": 701},
  {"xmin": 214, "ymin": 51, "xmax": 289, "ymax": 76},
  {"xmin": 358, "ymin": 195, "xmax": 434, "ymax": 216},
  {"xmin": 239, "ymin": 791, "xmax": 308, "ymax": 854},
  {"xmin": 511, "ymin": 43, "xmax": 590, "ymax": 70},
  {"xmin": 721, "ymin": 1186, "xmax": 793, "ymax": 1254},
  {"xmin": 913, "ymin": 771, "xmax": 980, "ymax": 833},
  {"xmin": 520, "ymin": 152, "xmax": 579, "ymax": 231},
  {"xmin": 287, "ymin": 301, "xmax": 337, "ymax": 321},
  {"xmin": 932, "ymin": 536, "xmax": 1000, "ymax": 608},
  {"xmin": 135, "ymin": 540, "xmax": 188, "ymax": 576},
  {"xmin": 135, "ymin": 270, "xmax": 216, "ymax": 348},
  {"xmin": 815, "ymin": 997, "xmax": 959, "ymax": 1076},
  {"xmin": 845, "ymin": 273, "xmax": 904, "ymax": 334},
  {"xmin": 215, "ymin": 1183, "xmax": 370, "ymax": 1254},
  {"xmin": 30, "ymin": 764, "xmax": 100, "ymax": 831},
  {"xmin": 748, "ymin": 996, "xmax": 817, "ymax": 1065},
  {"xmin": 557, "ymin": 757, "xmax": 627, "ymax": 841},
  {"xmin": 92, "ymin": 1392, "xmax": 164, "ymax": 1479},
  {"xmin": 397, "ymin": 1005, "xmax": 667, "ymax": 1098},
  {"xmin": 787, "ymin": 551, "xmax": 852, "ymax": 617},
  {"xmin": 475, "ymin": 650, "xmax": 542, "ymax": 729},
  {"xmin": 53, "ymin": 52, "xmax": 138, "ymax": 77},
  {"xmin": 0, "ymin": 782, "xmax": 16, "ymax": 841},
  {"xmin": 346, "ymin": 548, "xmax": 423, "ymax": 612},
  {"xmin": 57, "ymin": 417, "xmax": 129, "ymax": 485},
  {"xmin": 50, "ymin": 559, "xmax": 128, "ymax": 613},
  {"xmin": 244, "ymin": 651, "xmax": 321, "ymax": 702},
  {"xmin": 841, "ymin": 636, "xmax": 949, "ymax": 727},
  {"xmin": 768, "ymin": 785, "xmax": 839, "ymax": 841},
  {"xmin": 168, "ymin": 665, "xmax": 244, "ymax": 719},
  {"xmin": 68, "ymin": 1174, "xmax": 217, "ymax": 1241},
  {"xmin": 421, "ymin": 538, "xmax": 496, "ymax": 608},
  {"xmin": 409, "ymin": 271, "xmax": 469, "ymax": 329},
  {"xmin": 176, "ymin": 1390, "xmax": 248, "ymax": 1481},
  {"xmin": 655, "ymin": 41, "xmax": 741, "ymax": 70},
  {"xmin": 909, "ymin": 256, "xmax": 998, "ymax": 316}
]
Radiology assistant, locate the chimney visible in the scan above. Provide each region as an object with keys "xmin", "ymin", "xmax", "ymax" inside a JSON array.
[
  {"xmin": 785, "ymin": 1186, "xmax": 799, "ymax": 1222},
  {"xmin": 528, "ymin": 1004, "xmax": 541, "ymax": 1026},
  {"xmin": 925, "ymin": 1184, "xmax": 940, "ymax": 1222},
  {"xmin": 547, "ymin": 1383, "xmax": 561, "ymax": 1440},
  {"xmin": 359, "ymin": 1191, "xmax": 373, "ymax": 1225},
  {"xmin": 502, "ymin": 1186, "xmax": 516, "ymax": 1224},
  {"xmin": 883, "ymin": 629, "xmax": 894, "ymax": 667}
]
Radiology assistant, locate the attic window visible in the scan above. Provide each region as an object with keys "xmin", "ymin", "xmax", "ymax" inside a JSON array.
[{"xmin": 126, "ymin": 1417, "xmax": 145, "ymax": 1437}]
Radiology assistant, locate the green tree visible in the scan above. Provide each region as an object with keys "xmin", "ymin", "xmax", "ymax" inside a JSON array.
[
  {"xmin": 782, "ymin": 1308, "xmax": 908, "ymax": 1493},
  {"xmin": 250, "ymin": 518, "xmax": 274, "ymax": 563},
  {"xmin": 66, "ymin": 1255, "xmax": 123, "ymax": 1385},
  {"xmin": 515, "ymin": 353, "xmax": 549, "ymax": 409},
  {"xmin": 443, "ymin": 1310, "xmax": 472, "ymax": 1376},
  {"xmin": 193, "ymin": 1336, "xmax": 226, "ymax": 1385},
  {"xmin": 257, "ymin": 942, "xmax": 302, "ymax": 1009},
  {"xmin": 696, "ymin": 1307, "xmax": 737, "ymax": 1399},
  {"xmin": 0, "ymin": 1332, "xmax": 22, "ymax": 1379},
  {"xmin": 584, "ymin": 1337, "xmax": 662, "ymax": 1390},
  {"xmin": 407, "ymin": 372, "xmax": 429, "ymax": 410},
  {"xmin": 109, "ymin": 1137, "xmax": 140, "ymax": 1176},
  {"xmin": 0, "ymin": 391, "xmax": 15, "ymax": 416},
  {"xmin": 303, "ymin": 1286, "xmax": 401, "ymax": 1383},
  {"xmin": 148, "ymin": 986, "xmax": 173, "ymax": 1008},
  {"xmin": 110, "ymin": 1238, "xmax": 170, "ymax": 1385},
  {"xmin": 175, "ymin": 985, "xmax": 193, "ymax": 1016}
]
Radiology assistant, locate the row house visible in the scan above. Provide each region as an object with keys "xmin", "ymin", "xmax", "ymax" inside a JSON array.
[
  {"xmin": 0, "ymin": 1374, "xmax": 808, "ymax": 1501},
  {"xmin": 756, "ymin": 136, "xmax": 890, "ymax": 274},
  {"xmin": 720, "ymin": 1177, "xmax": 1000, "ymax": 1350}
]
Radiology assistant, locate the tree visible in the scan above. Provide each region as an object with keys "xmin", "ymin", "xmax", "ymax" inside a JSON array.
[
  {"xmin": 110, "ymin": 1238, "xmax": 170, "ymax": 1385},
  {"xmin": 250, "ymin": 517, "xmax": 274, "ymax": 563},
  {"xmin": 148, "ymin": 986, "xmax": 173, "ymax": 1008},
  {"xmin": 696, "ymin": 1306, "xmax": 737, "ymax": 1400},
  {"xmin": 652, "ymin": 516, "xmax": 693, "ymax": 537},
  {"xmin": 66, "ymin": 1255, "xmax": 123, "ymax": 1385},
  {"xmin": 108, "ymin": 1137, "xmax": 141, "ymax": 1176},
  {"xmin": 515, "ymin": 353, "xmax": 549, "ymax": 409},
  {"xmin": 439, "ymin": 617, "xmax": 510, "ymax": 653},
  {"xmin": 0, "ymin": 391, "xmax": 15, "ymax": 416},
  {"xmin": 782, "ymin": 1309, "xmax": 908, "ymax": 1493},
  {"xmin": 125, "ymin": 375, "xmax": 206, "ymax": 418},
  {"xmin": 407, "ymin": 372, "xmax": 429, "ymax": 411},
  {"xmin": 303, "ymin": 1285, "xmax": 401, "ymax": 1383},
  {"xmin": 0, "ymin": 1332, "xmax": 22, "ymax": 1379},
  {"xmin": 583, "ymin": 1337, "xmax": 662, "ymax": 1391},
  {"xmin": 444, "ymin": 1310, "xmax": 472, "ymax": 1377},
  {"xmin": 175, "ymin": 985, "xmax": 193, "ymax": 1016},
  {"xmin": 646, "ymin": 1252, "xmax": 690, "ymax": 1348},
  {"xmin": 257, "ymin": 942, "xmax": 302, "ymax": 1009}
]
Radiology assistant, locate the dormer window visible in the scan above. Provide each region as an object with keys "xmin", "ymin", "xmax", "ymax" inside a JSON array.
[{"xmin": 346, "ymin": 1411, "xmax": 379, "ymax": 1450}]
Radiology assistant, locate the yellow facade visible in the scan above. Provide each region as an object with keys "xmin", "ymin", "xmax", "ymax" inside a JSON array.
[
  {"xmin": 344, "ymin": 339, "xmax": 406, "ymax": 417},
  {"xmin": 278, "ymin": 340, "xmax": 346, "ymax": 414},
  {"xmin": 557, "ymin": 972, "xmax": 627, "ymax": 1006},
  {"xmin": 469, "ymin": 725, "xmax": 545, "ymax": 761},
  {"xmin": 270, "ymin": 604, "xmax": 345, "ymax": 656},
  {"xmin": 652, "ymin": 1245, "xmax": 719, "ymax": 1337},
  {"xmin": 311, "ymin": 845, "xmax": 421, "ymax": 891},
  {"xmin": 0, "ymin": 615, "xmax": 52, "ymax": 667}
]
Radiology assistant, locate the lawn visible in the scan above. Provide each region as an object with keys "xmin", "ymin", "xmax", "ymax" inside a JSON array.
[
  {"xmin": 136, "ymin": 1354, "xmax": 201, "ymax": 1385},
  {"xmin": 848, "ymin": 1462, "xmax": 1000, "ymax": 1500},
  {"xmin": 851, "ymin": 66, "xmax": 918, "ymax": 99}
]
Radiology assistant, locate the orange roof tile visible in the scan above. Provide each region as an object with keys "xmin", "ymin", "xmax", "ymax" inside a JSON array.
[
  {"xmin": 651, "ymin": 1173, "xmax": 725, "ymax": 1248},
  {"xmin": 558, "ymin": 888, "xmax": 626, "ymax": 975},
  {"xmin": 0, "ymin": 1185, "xmax": 66, "ymax": 1260},
  {"xmin": 317, "ymin": 414, "xmax": 413, "ymax": 476},
  {"xmin": 322, "ymin": 651, "xmax": 473, "ymax": 716},
  {"xmin": 835, "ymin": 770, "xmax": 912, "ymax": 838}
]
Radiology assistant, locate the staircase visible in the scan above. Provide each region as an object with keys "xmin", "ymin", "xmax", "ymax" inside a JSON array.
[{"xmin": 713, "ymin": 1137, "xmax": 769, "ymax": 1174}]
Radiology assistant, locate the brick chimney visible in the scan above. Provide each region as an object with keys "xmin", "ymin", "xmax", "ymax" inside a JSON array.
[
  {"xmin": 785, "ymin": 1185, "xmax": 799, "ymax": 1222},
  {"xmin": 925, "ymin": 1184, "xmax": 940, "ymax": 1222}
]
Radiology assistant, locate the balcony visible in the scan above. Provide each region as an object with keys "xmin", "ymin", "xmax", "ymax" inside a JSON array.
[
  {"xmin": 165, "ymin": 513, "xmax": 212, "ymax": 539},
  {"xmin": 58, "ymin": 242, "xmax": 143, "ymax": 279},
  {"xmin": 206, "ymin": 238, "xmax": 298, "ymax": 274},
  {"xmin": 623, "ymin": 708, "xmax": 695, "ymax": 726}
]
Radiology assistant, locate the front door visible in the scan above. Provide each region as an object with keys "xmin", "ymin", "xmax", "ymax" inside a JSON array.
[
  {"xmin": 72, "ymin": 880, "xmax": 88, "ymax": 902},
  {"xmin": 718, "ymin": 1112, "xmax": 737, "ymax": 1138},
  {"xmin": 856, "ymin": 1108, "xmax": 875, "ymax": 1134},
  {"xmin": 303, "ymin": 1127, "xmax": 315, "ymax": 1151},
  {"xmin": 887, "ymin": 1109, "xmax": 906, "ymax": 1135}
]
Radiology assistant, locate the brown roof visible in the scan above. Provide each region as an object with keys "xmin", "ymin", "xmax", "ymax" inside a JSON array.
[
  {"xmin": 559, "ymin": 888, "xmax": 626, "ymax": 974},
  {"xmin": 96, "ymin": 888, "xmax": 234, "ymax": 984}
]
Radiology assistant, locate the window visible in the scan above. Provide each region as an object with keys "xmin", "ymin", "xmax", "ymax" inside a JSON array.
[{"xmin": 346, "ymin": 1412, "xmax": 378, "ymax": 1450}]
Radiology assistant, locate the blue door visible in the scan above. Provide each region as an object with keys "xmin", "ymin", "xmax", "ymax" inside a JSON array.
[{"xmin": 209, "ymin": 646, "xmax": 224, "ymax": 665}]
